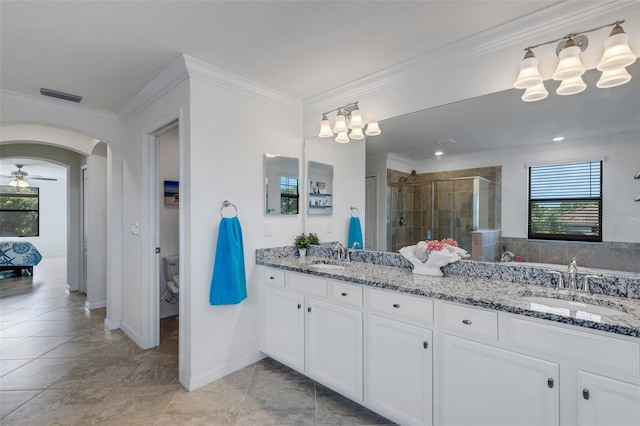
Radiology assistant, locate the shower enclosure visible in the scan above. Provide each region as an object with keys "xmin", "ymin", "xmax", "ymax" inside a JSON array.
[{"xmin": 388, "ymin": 176, "xmax": 499, "ymax": 253}]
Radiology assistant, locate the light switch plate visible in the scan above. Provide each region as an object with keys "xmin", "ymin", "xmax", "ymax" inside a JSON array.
[
  {"xmin": 264, "ymin": 222, "xmax": 272, "ymax": 237},
  {"xmin": 325, "ymin": 222, "xmax": 332, "ymax": 233}
]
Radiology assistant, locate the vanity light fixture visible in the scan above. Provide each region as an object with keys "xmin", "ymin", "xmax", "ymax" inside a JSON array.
[
  {"xmin": 317, "ymin": 102, "xmax": 382, "ymax": 142},
  {"xmin": 514, "ymin": 20, "xmax": 637, "ymax": 102}
]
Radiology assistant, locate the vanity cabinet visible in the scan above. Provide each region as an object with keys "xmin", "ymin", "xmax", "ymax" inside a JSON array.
[
  {"xmin": 306, "ymin": 297, "xmax": 363, "ymax": 400},
  {"xmin": 263, "ymin": 286, "xmax": 305, "ymax": 371},
  {"xmin": 577, "ymin": 371, "xmax": 640, "ymax": 426},
  {"xmin": 442, "ymin": 334, "xmax": 559, "ymax": 426},
  {"xmin": 366, "ymin": 314, "xmax": 433, "ymax": 426},
  {"xmin": 262, "ymin": 270, "xmax": 363, "ymax": 400}
]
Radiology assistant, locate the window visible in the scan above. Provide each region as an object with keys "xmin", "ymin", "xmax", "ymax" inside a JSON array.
[
  {"xmin": 280, "ymin": 176, "xmax": 299, "ymax": 215},
  {"xmin": 528, "ymin": 161, "xmax": 602, "ymax": 242},
  {"xmin": 0, "ymin": 186, "xmax": 40, "ymax": 237}
]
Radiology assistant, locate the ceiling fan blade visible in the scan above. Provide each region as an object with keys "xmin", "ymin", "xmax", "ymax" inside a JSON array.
[
  {"xmin": 30, "ymin": 177, "xmax": 58, "ymax": 181},
  {"xmin": 0, "ymin": 174, "xmax": 14, "ymax": 178}
]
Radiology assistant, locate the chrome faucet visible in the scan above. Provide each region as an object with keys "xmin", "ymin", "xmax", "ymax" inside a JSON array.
[
  {"xmin": 568, "ymin": 258, "xmax": 578, "ymax": 295},
  {"xmin": 580, "ymin": 274, "xmax": 604, "ymax": 295},
  {"xmin": 545, "ymin": 270, "xmax": 565, "ymax": 291},
  {"xmin": 334, "ymin": 243, "xmax": 346, "ymax": 261}
]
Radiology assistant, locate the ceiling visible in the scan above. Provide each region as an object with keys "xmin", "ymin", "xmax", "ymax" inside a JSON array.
[
  {"xmin": 0, "ymin": 1, "xmax": 558, "ymax": 112},
  {"xmin": 0, "ymin": 158, "xmax": 68, "ymax": 186},
  {"xmin": 366, "ymin": 62, "xmax": 640, "ymax": 161}
]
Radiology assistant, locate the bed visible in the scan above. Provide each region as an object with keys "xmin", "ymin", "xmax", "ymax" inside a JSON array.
[{"xmin": 0, "ymin": 241, "xmax": 43, "ymax": 276}]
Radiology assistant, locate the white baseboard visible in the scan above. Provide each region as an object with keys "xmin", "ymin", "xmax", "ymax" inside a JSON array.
[
  {"xmin": 85, "ymin": 300, "xmax": 106, "ymax": 311},
  {"xmin": 184, "ymin": 351, "xmax": 266, "ymax": 391},
  {"xmin": 65, "ymin": 283, "xmax": 78, "ymax": 291},
  {"xmin": 104, "ymin": 318, "xmax": 121, "ymax": 330},
  {"xmin": 120, "ymin": 322, "xmax": 145, "ymax": 348}
]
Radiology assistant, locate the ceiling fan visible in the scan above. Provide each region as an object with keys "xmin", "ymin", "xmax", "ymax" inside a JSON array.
[{"xmin": 1, "ymin": 164, "xmax": 58, "ymax": 187}]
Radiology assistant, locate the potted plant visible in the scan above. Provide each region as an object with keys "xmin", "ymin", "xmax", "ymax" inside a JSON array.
[{"xmin": 294, "ymin": 233, "xmax": 320, "ymax": 258}]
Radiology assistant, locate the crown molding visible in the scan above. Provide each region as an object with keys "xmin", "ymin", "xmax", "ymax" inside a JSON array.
[
  {"xmin": 304, "ymin": 0, "xmax": 630, "ymax": 113},
  {"xmin": 1, "ymin": 89, "xmax": 119, "ymax": 125},
  {"xmin": 118, "ymin": 55, "xmax": 190, "ymax": 123},
  {"xmin": 183, "ymin": 54, "xmax": 302, "ymax": 112}
]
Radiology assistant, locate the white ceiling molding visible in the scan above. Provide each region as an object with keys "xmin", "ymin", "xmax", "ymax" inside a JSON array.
[
  {"xmin": 118, "ymin": 54, "xmax": 190, "ymax": 124},
  {"xmin": 183, "ymin": 55, "xmax": 302, "ymax": 112},
  {"xmin": 303, "ymin": 0, "xmax": 630, "ymax": 114},
  {"xmin": 0, "ymin": 89, "xmax": 118, "ymax": 125}
]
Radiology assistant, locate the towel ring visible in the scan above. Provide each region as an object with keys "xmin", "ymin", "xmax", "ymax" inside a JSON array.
[
  {"xmin": 350, "ymin": 206, "xmax": 360, "ymax": 217},
  {"xmin": 220, "ymin": 200, "xmax": 238, "ymax": 218}
]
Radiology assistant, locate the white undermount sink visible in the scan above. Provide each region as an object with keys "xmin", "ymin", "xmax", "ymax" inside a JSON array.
[
  {"xmin": 306, "ymin": 261, "xmax": 347, "ymax": 271},
  {"xmin": 523, "ymin": 296, "xmax": 626, "ymax": 319}
]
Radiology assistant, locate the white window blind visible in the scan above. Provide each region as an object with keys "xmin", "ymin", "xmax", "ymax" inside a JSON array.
[{"xmin": 528, "ymin": 161, "xmax": 602, "ymax": 242}]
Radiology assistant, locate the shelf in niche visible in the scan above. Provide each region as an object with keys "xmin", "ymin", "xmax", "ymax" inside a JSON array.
[
  {"xmin": 309, "ymin": 204, "xmax": 332, "ymax": 209},
  {"xmin": 309, "ymin": 193, "xmax": 332, "ymax": 197}
]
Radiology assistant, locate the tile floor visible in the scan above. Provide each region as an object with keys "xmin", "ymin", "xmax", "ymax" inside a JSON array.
[{"xmin": 0, "ymin": 257, "xmax": 395, "ymax": 425}]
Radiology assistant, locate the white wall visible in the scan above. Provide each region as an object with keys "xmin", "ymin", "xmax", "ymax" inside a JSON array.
[
  {"xmin": 86, "ymin": 142, "xmax": 108, "ymax": 308},
  {"xmin": 304, "ymin": 137, "xmax": 366, "ymax": 246},
  {"xmin": 186, "ymin": 67, "xmax": 302, "ymax": 390}
]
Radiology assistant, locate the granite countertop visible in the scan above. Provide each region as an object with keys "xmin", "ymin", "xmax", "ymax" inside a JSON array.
[{"xmin": 257, "ymin": 255, "xmax": 640, "ymax": 338}]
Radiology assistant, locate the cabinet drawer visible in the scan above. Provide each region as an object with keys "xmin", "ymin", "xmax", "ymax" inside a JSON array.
[
  {"xmin": 368, "ymin": 289, "xmax": 433, "ymax": 324},
  {"xmin": 264, "ymin": 268, "xmax": 285, "ymax": 287},
  {"xmin": 443, "ymin": 303, "xmax": 498, "ymax": 340},
  {"xmin": 329, "ymin": 281, "xmax": 363, "ymax": 308},
  {"xmin": 287, "ymin": 272, "xmax": 327, "ymax": 297},
  {"xmin": 510, "ymin": 318, "xmax": 640, "ymax": 376}
]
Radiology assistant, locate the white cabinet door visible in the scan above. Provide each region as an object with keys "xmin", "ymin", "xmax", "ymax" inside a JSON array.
[
  {"xmin": 306, "ymin": 297, "xmax": 363, "ymax": 401},
  {"xmin": 263, "ymin": 287, "xmax": 305, "ymax": 371},
  {"xmin": 442, "ymin": 334, "xmax": 559, "ymax": 426},
  {"xmin": 578, "ymin": 371, "xmax": 640, "ymax": 426},
  {"xmin": 366, "ymin": 314, "xmax": 433, "ymax": 426}
]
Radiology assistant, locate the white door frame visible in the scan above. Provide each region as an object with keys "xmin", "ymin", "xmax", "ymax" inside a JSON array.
[
  {"xmin": 80, "ymin": 165, "xmax": 88, "ymax": 294},
  {"xmin": 141, "ymin": 113, "xmax": 181, "ymax": 350}
]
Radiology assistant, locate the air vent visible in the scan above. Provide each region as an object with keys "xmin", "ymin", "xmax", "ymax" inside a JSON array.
[{"xmin": 40, "ymin": 88, "xmax": 83, "ymax": 103}]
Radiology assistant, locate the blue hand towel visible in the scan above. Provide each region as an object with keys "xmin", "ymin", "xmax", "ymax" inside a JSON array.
[
  {"xmin": 210, "ymin": 216, "xmax": 247, "ymax": 305},
  {"xmin": 348, "ymin": 216, "xmax": 364, "ymax": 250}
]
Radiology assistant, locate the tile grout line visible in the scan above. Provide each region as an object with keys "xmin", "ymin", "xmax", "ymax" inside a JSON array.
[{"xmin": 234, "ymin": 361, "xmax": 258, "ymax": 425}]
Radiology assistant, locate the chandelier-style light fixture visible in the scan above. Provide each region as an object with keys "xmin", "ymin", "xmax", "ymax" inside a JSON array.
[
  {"xmin": 318, "ymin": 102, "xmax": 381, "ymax": 143},
  {"xmin": 514, "ymin": 20, "xmax": 636, "ymax": 102}
]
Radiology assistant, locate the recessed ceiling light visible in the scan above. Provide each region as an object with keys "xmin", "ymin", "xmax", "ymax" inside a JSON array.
[
  {"xmin": 434, "ymin": 151, "xmax": 444, "ymax": 156},
  {"xmin": 552, "ymin": 136, "xmax": 565, "ymax": 142}
]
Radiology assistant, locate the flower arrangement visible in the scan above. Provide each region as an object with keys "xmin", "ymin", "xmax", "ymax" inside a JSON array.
[{"xmin": 399, "ymin": 238, "xmax": 469, "ymax": 276}]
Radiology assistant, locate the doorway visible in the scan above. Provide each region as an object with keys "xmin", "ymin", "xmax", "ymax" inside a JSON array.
[{"xmin": 365, "ymin": 175, "xmax": 377, "ymax": 250}]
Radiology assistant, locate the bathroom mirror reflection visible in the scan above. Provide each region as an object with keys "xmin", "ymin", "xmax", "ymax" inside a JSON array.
[
  {"xmin": 365, "ymin": 64, "xmax": 639, "ymax": 269},
  {"xmin": 308, "ymin": 160, "xmax": 333, "ymax": 216},
  {"xmin": 264, "ymin": 154, "xmax": 300, "ymax": 215}
]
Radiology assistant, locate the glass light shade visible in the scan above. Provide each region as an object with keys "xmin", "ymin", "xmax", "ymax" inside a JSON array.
[
  {"xmin": 597, "ymin": 67, "xmax": 632, "ymax": 88},
  {"xmin": 10, "ymin": 179, "xmax": 28, "ymax": 187},
  {"xmin": 556, "ymin": 76, "xmax": 586, "ymax": 96},
  {"xmin": 521, "ymin": 82, "xmax": 548, "ymax": 102},
  {"xmin": 514, "ymin": 55, "xmax": 543, "ymax": 89},
  {"xmin": 349, "ymin": 128, "xmax": 364, "ymax": 140},
  {"xmin": 335, "ymin": 132, "xmax": 350, "ymax": 144},
  {"xmin": 552, "ymin": 45, "xmax": 585, "ymax": 81},
  {"xmin": 348, "ymin": 109, "xmax": 365, "ymax": 129},
  {"xmin": 597, "ymin": 32, "xmax": 636, "ymax": 71},
  {"xmin": 318, "ymin": 118, "xmax": 333, "ymax": 138},
  {"xmin": 333, "ymin": 113, "xmax": 349, "ymax": 133},
  {"xmin": 364, "ymin": 121, "xmax": 381, "ymax": 136}
]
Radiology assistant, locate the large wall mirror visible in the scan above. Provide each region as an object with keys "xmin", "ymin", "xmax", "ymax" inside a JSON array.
[
  {"xmin": 365, "ymin": 63, "xmax": 639, "ymax": 269},
  {"xmin": 307, "ymin": 160, "xmax": 333, "ymax": 216},
  {"xmin": 264, "ymin": 154, "xmax": 300, "ymax": 215}
]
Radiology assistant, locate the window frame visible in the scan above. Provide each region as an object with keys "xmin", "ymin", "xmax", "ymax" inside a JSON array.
[
  {"xmin": 527, "ymin": 161, "xmax": 602, "ymax": 243},
  {"xmin": 0, "ymin": 186, "xmax": 40, "ymax": 237},
  {"xmin": 279, "ymin": 176, "xmax": 299, "ymax": 215}
]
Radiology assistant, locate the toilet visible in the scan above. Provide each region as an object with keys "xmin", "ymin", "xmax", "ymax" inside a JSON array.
[{"xmin": 163, "ymin": 255, "xmax": 180, "ymax": 294}]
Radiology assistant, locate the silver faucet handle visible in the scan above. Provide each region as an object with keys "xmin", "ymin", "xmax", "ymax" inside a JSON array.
[
  {"xmin": 581, "ymin": 274, "xmax": 604, "ymax": 295},
  {"xmin": 545, "ymin": 270, "xmax": 565, "ymax": 291}
]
